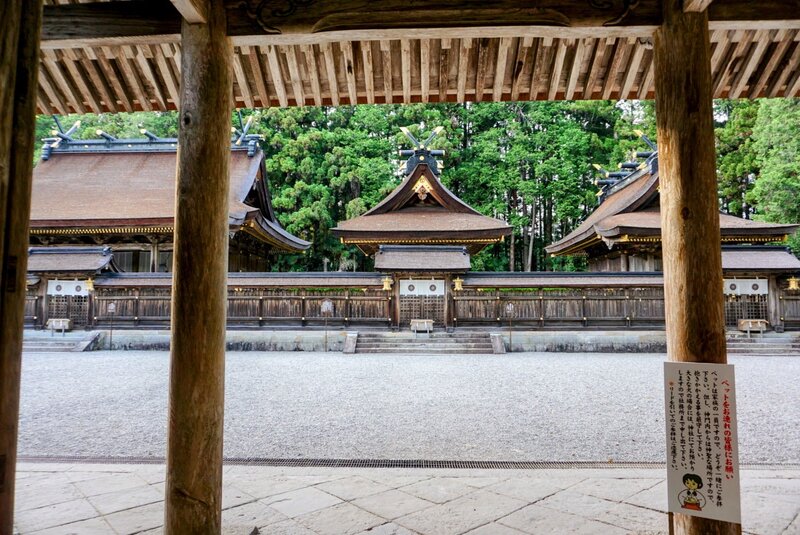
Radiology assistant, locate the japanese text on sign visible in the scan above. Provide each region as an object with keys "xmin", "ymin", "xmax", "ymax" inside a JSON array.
[{"xmin": 664, "ymin": 362, "xmax": 741, "ymax": 523}]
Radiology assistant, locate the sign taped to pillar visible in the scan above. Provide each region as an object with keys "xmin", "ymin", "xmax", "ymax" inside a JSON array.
[{"xmin": 664, "ymin": 362, "xmax": 741, "ymax": 523}]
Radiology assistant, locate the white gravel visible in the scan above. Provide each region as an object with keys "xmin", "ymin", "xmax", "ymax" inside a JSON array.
[{"xmin": 17, "ymin": 351, "xmax": 800, "ymax": 463}]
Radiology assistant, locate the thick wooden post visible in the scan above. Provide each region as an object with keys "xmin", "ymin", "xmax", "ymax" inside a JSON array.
[
  {"xmin": 164, "ymin": 0, "xmax": 232, "ymax": 532},
  {"xmin": 654, "ymin": 2, "xmax": 741, "ymax": 535},
  {"xmin": 0, "ymin": 2, "xmax": 42, "ymax": 533}
]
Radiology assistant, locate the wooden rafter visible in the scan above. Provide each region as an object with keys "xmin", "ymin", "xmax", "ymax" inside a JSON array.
[
  {"xmin": 493, "ymin": 37, "xmax": 512, "ymax": 102},
  {"xmin": 285, "ymin": 45, "xmax": 306, "ymax": 106},
  {"xmin": 31, "ymin": 3, "xmax": 800, "ymax": 113},
  {"xmin": 40, "ymin": 0, "xmax": 800, "ymax": 50},
  {"xmin": 264, "ymin": 44, "xmax": 288, "ymax": 107},
  {"xmin": 510, "ymin": 36, "xmax": 532, "ymax": 101},
  {"xmin": 341, "ymin": 41, "xmax": 358, "ymax": 105},
  {"xmin": 361, "ymin": 40, "xmax": 375, "ymax": 104},
  {"xmin": 321, "ymin": 41, "xmax": 339, "ymax": 106},
  {"xmin": 169, "ymin": 0, "xmax": 206, "ymax": 24},
  {"xmin": 303, "ymin": 44, "xmax": 323, "ymax": 106},
  {"xmin": 246, "ymin": 45, "xmax": 270, "ymax": 107},
  {"xmin": 438, "ymin": 38, "xmax": 452, "ymax": 102},
  {"xmin": 379, "ymin": 40, "xmax": 393, "ymax": 104},
  {"xmin": 683, "ymin": 0, "xmax": 715, "ymax": 12}
]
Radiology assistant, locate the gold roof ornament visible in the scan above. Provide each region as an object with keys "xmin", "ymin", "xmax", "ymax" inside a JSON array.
[
  {"xmin": 413, "ymin": 176, "xmax": 434, "ymax": 201},
  {"xmin": 788, "ymin": 277, "xmax": 800, "ymax": 291},
  {"xmin": 452, "ymin": 277, "xmax": 464, "ymax": 291},
  {"xmin": 381, "ymin": 276, "xmax": 393, "ymax": 291}
]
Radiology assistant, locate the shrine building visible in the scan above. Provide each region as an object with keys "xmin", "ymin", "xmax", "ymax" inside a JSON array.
[
  {"xmin": 29, "ymin": 126, "xmax": 309, "ymax": 273},
  {"xmin": 546, "ymin": 150, "xmax": 800, "ymax": 328},
  {"xmin": 332, "ymin": 129, "xmax": 512, "ymax": 329}
]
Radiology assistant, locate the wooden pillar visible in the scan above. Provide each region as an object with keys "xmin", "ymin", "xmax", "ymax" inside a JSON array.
[
  {"xmin": 165, "ymin": 0, "xmax": 232, "ymax": 532},
  {"xmin": 0, "ymin": 2, "xmax": 42, "ymax": 533},
  {"xmin": 654, "ymin": 2, "xmax": 741, "ymax": 535},
  {"xmin": 150, "ymin": 240, "xmax": 159, "ymax": 272}
]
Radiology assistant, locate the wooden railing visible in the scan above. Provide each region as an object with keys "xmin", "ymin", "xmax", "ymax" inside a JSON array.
[
  {"xmin": 452, "ymin": 287, "xmax": 666, "ymax": 328},
  {"xmin": 24, "ymin": 274, "xmax": 800, "ymax": 330},
  {"xmin": 86, "ymin": 288, "xmax": 392, "ymax": 328}
]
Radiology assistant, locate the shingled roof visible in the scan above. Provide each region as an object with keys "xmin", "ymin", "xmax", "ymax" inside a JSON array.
[
  {"xmin": 30, "ymin": 138, "xmax": 310, "ymax": 252},
  {"xmin": 546, "ymin": 155, "xmax": 799, "ymax": 256},
  {"xmin": 27, "ymin": 246, "xmax": 119, "ymax": 275},
  {"xmin": 332, "ymin": 163, "xmax": 511, "ymax": 255}
]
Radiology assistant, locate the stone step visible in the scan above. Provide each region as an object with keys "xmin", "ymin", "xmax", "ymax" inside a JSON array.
[
  {"xmin": 355, "ymin": 331, "xmax": 495, "ymax": 354},
  {"xmin": 358, "ymin": 334, "xmax": 490, "ymax": 340},
  {"xmin": 22, "ymin": 344, "xmax": 78, "ymax": 352},
  {"xmin": 357, "ymin": 338, "xmax": 494, "ymax": 344},
  {"xmin": 728, "ymin": 338, "xmax": 800, "ymax": 346},
  {"xmin": 728, "ymin": 349, "xmax": 799, "ymax": 355},
  {"xmin": 356, "ymin": 344, "xmax": 495, "ymax": 351},
  {"xmin": 356, "ymin": 348, "xmax": 496, "ymax": 354},
  {"xmin": 728, "ymin": 347, "xmax": 798, "ymax": 352}
]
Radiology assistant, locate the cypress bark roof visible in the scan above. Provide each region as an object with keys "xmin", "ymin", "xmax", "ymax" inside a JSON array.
[
  {"xmin": 29, "ymin": 145, "xmax": 309, "ymax": 252},
  {"xmin": 374, "ymin": 245, "xmax": 471, "ymax": 272},
  {"xmin": 27, "ymin": 246, "xmax": 119, "ymax": 274},
  {"xmin": 546, "ymin": 158, "xmax": 799, "ymax": 256},
  {"xmin": 332, "ymin": 163, "xmax": 511, "ymax": 255},
  {"xmin": 721, "ymin": 246, "xmax": 800, "ymax": 272}
]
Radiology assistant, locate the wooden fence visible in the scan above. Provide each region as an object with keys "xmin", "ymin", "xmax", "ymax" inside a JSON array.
[
  {"xmin": 24, "ymin": 273, "xmax": 800, "ymax": 330},
  {"xmin": 452, "ymin": 287, "xmax": 666, "ymax": 328},
  {"xmin": 80, "ymin": 287, "xmax": 393, "ymax": 329}
]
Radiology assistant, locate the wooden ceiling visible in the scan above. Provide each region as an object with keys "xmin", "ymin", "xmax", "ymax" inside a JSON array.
[{"xmin": 37, "ymin": 0, "xmax": 800, "ymax": 113}]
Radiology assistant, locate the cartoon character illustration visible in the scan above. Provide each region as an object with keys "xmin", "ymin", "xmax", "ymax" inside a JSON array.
[{"xmin": 679, "ymin": 473, "xmax": 707, "ymax": 511}]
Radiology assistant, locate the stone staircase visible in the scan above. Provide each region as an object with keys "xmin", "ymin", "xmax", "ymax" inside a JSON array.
[
  {"xmin": 726, "ymin": 333, "xmax": 800, "ymax": 357},
  {"xmin": 355, "ymin": 331, "xmax": 495, "ymax": 354},
  {"xmin": 22, "ymin": 331, "xmax": 98, "ymax": 353}
]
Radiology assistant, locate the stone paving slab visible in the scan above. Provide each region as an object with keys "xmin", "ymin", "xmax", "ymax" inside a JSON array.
[{"xmin": 11, "ymin": 464, "xmax": 800, "ymax": 534}]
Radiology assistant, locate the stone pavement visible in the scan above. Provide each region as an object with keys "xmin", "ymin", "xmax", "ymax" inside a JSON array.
[{"xmin": 12, "ymin": 463, "xmax": 800, "ymax": 534}]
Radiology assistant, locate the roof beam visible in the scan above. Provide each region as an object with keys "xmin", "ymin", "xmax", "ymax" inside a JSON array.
[
  {"xmin": 456, "ymin": 38, "xmax": 471, "ymax": 102},
  {"xmin": 510, "ymin": 37, "xmax": 532, "ymax": 101},
  {"xmin": 379, "ymin": 40, "xmax": 393, "ymax": 104},
  {"xmin": 41, "ymin": 0, "xmax": 800, "ymax": 49},
  {"xmin": 684, "ymin": 0, "xmax": 714, "ymax": 13},
  {"xmin": 321, "ymin": 42, "xmax": 339, "ymax": 106},
  {"xmin": 169, "ymin": 0, "xmax": 207, "ymax": 24},
  {"xmin": 565, "ymin": 39, "xmax": 585, "ymax": 100},
  {"xmin": 361, "ymin": 41, "xmax": 376, "ymax": 104},
  {"xmin": 420, "ymin": 39, "xmax": 431, "ymax": 103},
  {"xmin": 438, "ymin": 38, "xmax": 452, "ymax": 102},
  {"xmin": 247, "ymin": 45, "xmax": 271, "ymax": 106},
  {"xmin": 493, "ymin": 37, "xmax": 512, "ymax": 102},
  {"xmin": 303, "ymin": 44, "xmax": 323, "ymax": 106}
]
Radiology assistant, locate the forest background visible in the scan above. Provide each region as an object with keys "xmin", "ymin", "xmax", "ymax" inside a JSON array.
[{"xmin": 33, "ymin": 98, "xmax": 800, "ymax": 272}]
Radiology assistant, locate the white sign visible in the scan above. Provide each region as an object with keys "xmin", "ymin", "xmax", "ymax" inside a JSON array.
[
  {"xmin": 47, "ymin": 279, "xmax": 89, "ymax": 296},
  {"xmin": 723, "ymin": 278, "xmax": 767, "ymax": 296},
  {"xmin": 664, "ymin": 362, "xmax": 741, "ymax": 523},
  {"xmin": 399, "ymin": 279, "xmax": 445, "ymax": 296}
]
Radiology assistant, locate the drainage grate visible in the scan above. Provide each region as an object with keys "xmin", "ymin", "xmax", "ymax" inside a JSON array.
[{"xmin": 16, "ymin": 455, "xmax": 800, "ymax": 470}]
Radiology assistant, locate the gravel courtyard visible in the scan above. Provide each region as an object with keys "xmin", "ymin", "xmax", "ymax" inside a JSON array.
[{"xmin": 17, "ymin": 351, "xmax": 800, "ymax": 463}]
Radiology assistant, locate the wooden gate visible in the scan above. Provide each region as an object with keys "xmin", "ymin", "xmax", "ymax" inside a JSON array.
[
  {"xmin": 47, "ymin": 295, "xmax": 89, "ymax": 327},
  {"xmin": 398, "ymin": 279, "xmax": 445, "ymax": 328},
  {"xmin": 724, "ymin": 295, "xmax": 768, "ymax": 327}
]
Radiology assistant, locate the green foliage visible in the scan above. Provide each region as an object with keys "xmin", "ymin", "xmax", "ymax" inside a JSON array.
[
  {"xmin": 715, "ymin": 100, "xmax": 759, "ymax": 218},
  {"xmin": 712, "ymin": 98, "xmax": 800, "ymax": 255},
  {"xmin": 750, "ymin": 99, "xmax": 800, "ymax": 222}
]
